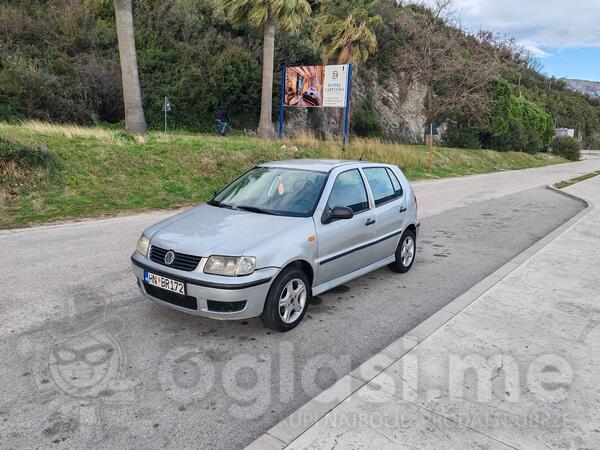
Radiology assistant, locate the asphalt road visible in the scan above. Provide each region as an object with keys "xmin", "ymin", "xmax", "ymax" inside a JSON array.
[
  {"xmin": 0, "ymin": 184, "xmax": 585, "ymax": 449},
  {"xmin": 2, "ymin": 155, "xmax": 600, "ymax": 341}
]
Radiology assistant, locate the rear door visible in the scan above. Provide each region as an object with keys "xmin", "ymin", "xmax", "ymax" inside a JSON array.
[
  {"xmin": 361, "ymin": 166, "xmax": 407, "ymax": 263},
  {"xmin": 315, "ymin": 169, "xmax": 376, "ymax": 285}
]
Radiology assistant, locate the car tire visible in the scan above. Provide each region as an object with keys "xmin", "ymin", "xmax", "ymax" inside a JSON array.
[
  {"xmin": 260, "ymin": 266, "xmax": 311, "ymax": 332},
  {"xmin": 388, "ymin": 228, "xmax": 416, "ymax": 273}
]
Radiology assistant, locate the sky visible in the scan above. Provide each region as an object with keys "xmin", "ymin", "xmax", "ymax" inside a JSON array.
[{"xmin": 416, "ymin": 0, "xmax": 600, "ymax": 81}]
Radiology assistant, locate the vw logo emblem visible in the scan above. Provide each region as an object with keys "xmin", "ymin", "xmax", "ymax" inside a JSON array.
[{"xmin": 164, "ymin": 250, "xmax": 176, "ymax": 266}]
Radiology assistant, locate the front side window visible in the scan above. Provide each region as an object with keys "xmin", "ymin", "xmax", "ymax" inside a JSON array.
[
  {"xmin": 327, "ymin": 169, "xmax": 369, "ymax": 213},
  {"xmin": 363, "ymin": 167, "xmax": 396, "ymax": 206},
  {"xmin": 211, "ymin": 167, "xmax": 328, "ymax": 217}
]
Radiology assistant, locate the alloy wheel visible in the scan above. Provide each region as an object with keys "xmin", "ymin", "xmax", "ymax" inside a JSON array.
[
  {"xmin": 400, "ymin": 235, "xmax": 415, "ymax": 267},
  {"xmin": 278, "ymin": 278, "xmax": 307, "ymax": 324}
]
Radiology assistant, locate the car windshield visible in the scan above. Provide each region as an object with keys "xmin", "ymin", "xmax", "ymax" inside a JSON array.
[{"xmin": 211, "ymin": 167, "xmax": 328, "ymax": 217}]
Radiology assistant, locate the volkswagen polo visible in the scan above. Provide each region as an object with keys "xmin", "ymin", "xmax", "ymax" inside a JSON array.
[{"xmin": 131, "ymin": 160, "xmax": 419, "ymax": 331}]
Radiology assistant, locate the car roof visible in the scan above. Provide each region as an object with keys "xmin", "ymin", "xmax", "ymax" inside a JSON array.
[{"xmin": 260, "ymin": 159, "xmax": 383, "ymax": 173}]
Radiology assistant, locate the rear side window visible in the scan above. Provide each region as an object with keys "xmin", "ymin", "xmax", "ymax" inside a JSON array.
[
  {"xmin": 386, "ymin": 168, "xmax": 403, "ymax": 197},
  {"xmin": 363, "ymin": 167, "xmax": 396, "ymax": 206},
  {"xmin": 327, "ymin": 169, "xmax": 369, "ymax": 213}
]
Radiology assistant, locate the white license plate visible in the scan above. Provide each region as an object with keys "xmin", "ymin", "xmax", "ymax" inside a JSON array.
[{"xmin": 144, "ymin": 271, "xmax": 185, "ymax": 295}]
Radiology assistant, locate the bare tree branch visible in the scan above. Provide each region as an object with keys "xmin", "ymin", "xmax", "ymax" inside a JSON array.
[{"xmin": 395, "ymin": 1, "xmax": 513, "ymax": 138}]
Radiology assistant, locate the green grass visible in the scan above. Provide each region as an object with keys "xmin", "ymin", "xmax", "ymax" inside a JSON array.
[
  {"xmin": 554, "ymin": 170, "xmax": 600, "ymax": 189},
  {"xmin": 0, "ymin": 121, "xmax": 567, "ymax": 229}
]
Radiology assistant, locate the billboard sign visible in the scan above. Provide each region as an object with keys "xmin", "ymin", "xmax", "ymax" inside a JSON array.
[
  {"xmin": 283, "ymin": 65, "xmax": 349, "ymax": 108},
  {"xmin": 555, "ymin": 128, "xmax": 575, "ymax": 138}
]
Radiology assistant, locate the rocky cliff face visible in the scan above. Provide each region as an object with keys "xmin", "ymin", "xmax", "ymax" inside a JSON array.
[
  {"xmin": 284, "ymin": 69, "xmax": 427, "ymax": 143},
  {"xmin": 564, "ymin": 79, "xmax": 600, "ymax": 99},
  {"xmin": 353, "ymin": 70, "xmax": 427, "ymax": 143}
]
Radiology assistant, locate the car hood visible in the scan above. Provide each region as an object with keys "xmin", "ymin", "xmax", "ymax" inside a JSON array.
[{"xmin": 148, "ymin": 204, "xmax": 306, "ymax": 256}]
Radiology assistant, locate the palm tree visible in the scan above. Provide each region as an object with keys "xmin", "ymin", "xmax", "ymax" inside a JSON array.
[
  {"xmin": 114, "ymin": 0, "xmax": 147, "ymax": 135},
  {"xmin": 316, "ymin": 0, "xmax": 381, "ymax": 65},
  {"xmin": 315, "ymin": 0, "xmax": 381, "ymax": 136},
  {"xmin": 224, "ymin": 0, "xmax": 311, "ymax": 139}
]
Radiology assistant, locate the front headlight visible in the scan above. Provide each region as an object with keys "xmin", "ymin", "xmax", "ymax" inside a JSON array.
[
  {"xmin": 136, "ymin": 235, "xmax": 150, "ymax": 256},
  {"xmin": 204, "ymin": 255, "xmax": 256, "ymax": 276}
]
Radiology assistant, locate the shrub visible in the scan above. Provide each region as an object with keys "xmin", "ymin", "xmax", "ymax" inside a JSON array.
[
  {"xmin": 486, "ymin": 79, "xmax": 556, "ymax": 151},
  {"xmin": 488, "ymin": 118, "xmax": 527, "ymax": 152},
  {"xmin": 0, "ymin": 138, "xmax": 55, "ymax": 169},
  {"xmin": 443, "ymin": 123, "xmax": 481, "ymax": 149},
  {"xmin": 509, "ymin": 97, "xmax": 555, "ymax": 144},
  {"xmin": 525, "ymin": 128, "xmax": 542, "ymax": 154},
  {"xmin": 0, "ymin": 138, "xmax": 57, "ymax": 198},
  {"xmin": 552, "ymin": 136, "xmax": 581, "ymax": 161},
  {"xmin": 114, "ymin": 131, "xmax": 135, "ymax": 142},
  {"xmin": 352, "ymin": 96, "xmax": 384, "ymax": 138}
]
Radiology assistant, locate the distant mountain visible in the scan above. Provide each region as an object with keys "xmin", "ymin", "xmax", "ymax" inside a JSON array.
[{"xmin": 564, "ymin": 79, "xmax": 600, "ymax": 99}]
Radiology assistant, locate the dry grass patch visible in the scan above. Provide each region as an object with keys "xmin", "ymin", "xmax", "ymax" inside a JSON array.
[
  {"xmin": 0, "ymin": 121, "xmax": 569, "ymax": 228},
  {"xmin": 554, "ymin": 170, "xmax": 600, "ymax": 189},
  {"xmin": 20, "ymin": 120, "xmax": 117, "ymax": 140}
]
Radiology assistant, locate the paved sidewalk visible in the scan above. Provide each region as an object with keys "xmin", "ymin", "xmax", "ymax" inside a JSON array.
[{"xmin": 251, "ymin": 176, "xmax": 600, "ymax": 449}]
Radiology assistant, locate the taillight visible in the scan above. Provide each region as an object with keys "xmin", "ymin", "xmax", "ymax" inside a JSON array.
[{"xmin": 413, "ymin": 193, "xmax": 418, "ymax": 210}]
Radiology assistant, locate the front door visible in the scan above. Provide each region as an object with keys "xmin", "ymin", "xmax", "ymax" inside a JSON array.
[{"xmin": 315, "ymin": 169, "xmax": 375, "ymax": 285}]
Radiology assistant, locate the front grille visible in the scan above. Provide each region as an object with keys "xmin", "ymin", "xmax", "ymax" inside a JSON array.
[
  {"xmin": 144, "ymin": 283, "xmax": 198, "ymax": 310},
  {"xmin": 149, "ymin": 245, "xmax": 202, "ymax": 271},
  {"xmin": 207, "ymin": 300, "xmax": 247, "ymax": 313}
]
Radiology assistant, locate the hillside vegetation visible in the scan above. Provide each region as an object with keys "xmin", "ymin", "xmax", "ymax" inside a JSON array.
[
  {"xmin": 0, "ymin": 122, "xmax": 566, "ymax": 228},
  {"xmin": 1, "ymin": 0, "xmax": 599, "ymax": 149}
]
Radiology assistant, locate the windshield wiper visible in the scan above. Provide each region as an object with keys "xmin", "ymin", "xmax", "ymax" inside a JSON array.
[
  {"xmin": 236, "ymin": 205, "xmax": 279, "ymax": 215},
  {"xmin": 207, "ymin": 200, "xmax": 235, "ymax": 209}
]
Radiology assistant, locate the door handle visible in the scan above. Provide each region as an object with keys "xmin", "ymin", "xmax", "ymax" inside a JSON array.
[
  {"xmin": 365, "ymin": 219, "xmax": 376, "ymax": 226},
  {"xmin": 399, "ymin": 206, "xmax": 407, "ymax": 213}
]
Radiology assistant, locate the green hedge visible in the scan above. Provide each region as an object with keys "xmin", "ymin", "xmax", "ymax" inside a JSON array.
[
  {"xmin": 482, "ymin": 79, "xmax": 555, "ymax": 152},
  {"xmin": 552, "ymin": 136, "xmax": 581, "ymax": 161}
]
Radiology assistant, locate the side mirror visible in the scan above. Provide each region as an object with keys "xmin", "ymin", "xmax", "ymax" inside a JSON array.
[{"xmin": 322, "ymin": 206, "xmax": 354, "ymax": 224}]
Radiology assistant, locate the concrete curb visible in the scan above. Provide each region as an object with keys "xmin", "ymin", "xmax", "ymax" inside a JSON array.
[
  {"xmin": 0, "ymin": 207, "xmax": 188, "ymax": 236},
  {"xmin": 246, "ymin": 185, "xmax": 594, "ymax": 450}
]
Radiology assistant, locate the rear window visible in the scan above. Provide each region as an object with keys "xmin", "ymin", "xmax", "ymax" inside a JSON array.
[
  {"xmin": 386, "ymin": 168, "xmax": 403, "ymax": 197},
  {"xmin": 363, "ymin": 167, "xmax": 396, "ymax": 206}
]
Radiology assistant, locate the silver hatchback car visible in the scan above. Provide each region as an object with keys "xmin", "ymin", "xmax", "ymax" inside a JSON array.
[{"xmin": 131, "ymin": 160, "xmax": 419, "ymax": 331}]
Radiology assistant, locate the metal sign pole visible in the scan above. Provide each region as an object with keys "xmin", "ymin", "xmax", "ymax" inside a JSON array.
[
  {"xmin": 163, "ymin": 96, "xmax": 171, "ymax": 133},
  {"xmin": 343, "ymin": 64, "xmax": 353, "ymax": 146},
  {"xmin": 428, "ymin": 122, "xmax": 433, "ymax": 175},
  {"xmin": 278, "ymin": 66, "xmax": 286, "ymax": 139}
]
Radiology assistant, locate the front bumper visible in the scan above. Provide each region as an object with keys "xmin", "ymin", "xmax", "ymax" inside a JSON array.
[{"xmin": 131, "ymin": 252, "xmax": 278, "ymax": 320}]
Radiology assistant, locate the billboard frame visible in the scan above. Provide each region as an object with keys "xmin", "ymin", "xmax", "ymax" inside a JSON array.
[{"xmin": 278, "ymin": 64, "xmax": 353, "ymax": 145}]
